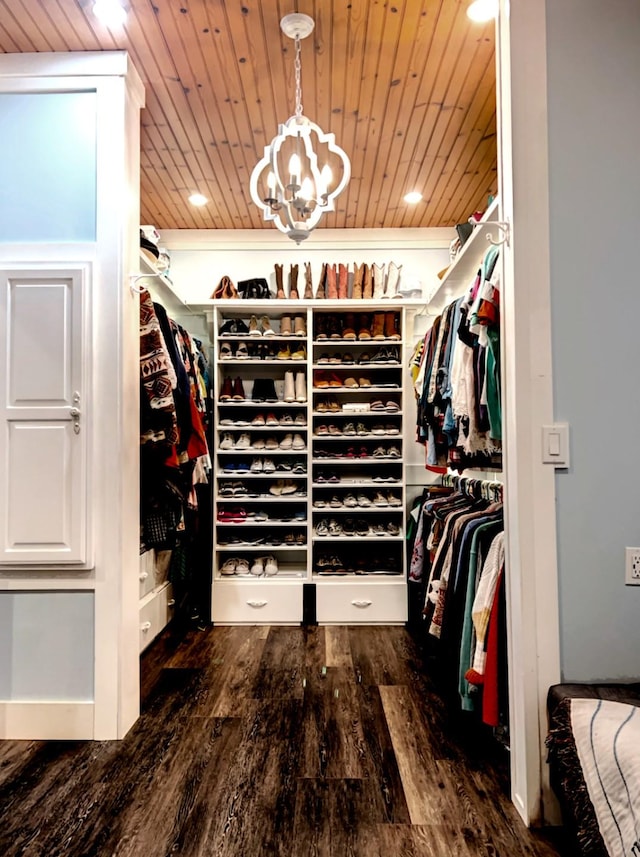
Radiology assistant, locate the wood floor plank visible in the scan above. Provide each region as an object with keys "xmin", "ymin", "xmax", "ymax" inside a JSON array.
[
  {"xmin": 379, "ymin": 684, "xmax": 462, "ymax": 825},
  {"xmin": 301, "ymin": 667, "xmax": 369, "ymax": 779},
  {"xmin": 208, "ymin": 626, "xmax": 269, "ymax": 717},
  {"xmin": 251, "ymin": 626, "xmax": 306, "ymax": 699},
  {"xmin": 347, "ymin": 625, "xmax": 407, "ymax": 686},
  {"xmin": 325, "ymin": 625, "xmax": 354, "ymax": 669}
]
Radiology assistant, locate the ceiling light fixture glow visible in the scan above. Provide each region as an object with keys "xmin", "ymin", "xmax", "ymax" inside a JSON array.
[
  {"xmin": 403, "ymin": 191, "xmax": 423, "ymax": 204},
  {"xmin": 188, "ymin": 193, "xmax": 208, "ymax": 207},
  {"xmin": 249, "ymin": 13, "xmax": 351, "ymax": 244},
  {"xmin": 92, "ymin": 0, "xmax": 127, "ymax": 28},
  {"xmin": 466, "ymin": 0, "xmax": 498, "ymax": 23}
]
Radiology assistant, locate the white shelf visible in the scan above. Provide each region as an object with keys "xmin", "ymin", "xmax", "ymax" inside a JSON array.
[
  {"xmin": 138, "ymin": 252, "xmax": 196, "ymax": 318},
  {"xmin": 424, "ymin": 197, "xmax": 500, "ymax": 312}
]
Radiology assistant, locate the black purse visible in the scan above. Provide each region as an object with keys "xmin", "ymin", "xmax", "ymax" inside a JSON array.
[{"xmin": 237, "ymin": 278, "xmax": 270, "ymax": 299}]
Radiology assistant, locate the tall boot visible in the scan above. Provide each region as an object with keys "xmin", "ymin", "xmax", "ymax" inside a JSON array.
[
  {"xmin": 384, "ymin": 311, "xmax": 401, "ymax": 340},
  {"xmin": 342, "ymin": 312, "xmax": 356, "ymax": 341},
  {"xmin": 316, "ymin": 263, "xmax": 327, "ymax": 299},
  {"xmin": 274, "ymin": 263, "xmax": 285, "ymax": 299},
  {"xmin": 362, "ymin": 264, "xmax": 373, "ymax": 300},
  {"xmin": 284, "ymin": 371, "xmax": 295, "ymax": 403},
  {"xmin": 386, "ymin": 262, "xmax": 403, "ymax": 298},
  {"xmin": 372, "ymin": 263, "xmax": 386, "ymax": 299},
  {"xmin": 338, "ymin": 263, "xmax": 349, "ymax": 299},
  {"xmin": 371, "ymin": 311, "xmax": 386, "ymax": 340},
  {"xmin": 352, "ymin": 262, "xmax": 364, "ymax": 300},
  {"xmin": 326, "ymin": 264, "xmax": 338, "ymax": 299},
  {"xmin": 289, "ymin": 264, "xmax": 300, "ymax": 299},
  {"xmin": 295, "ymin": 371, "xmax": 307, "ymax": 402},
  {"xmin": 303, "ymin": 262, "xmax": 314, "ymax": 299}
]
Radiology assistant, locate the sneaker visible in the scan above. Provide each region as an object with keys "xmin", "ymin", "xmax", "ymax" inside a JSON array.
[
  {"xmin": 356, "ymin": 493, "xmax": 371, "ymax": 507},
  {"xmin": 371, "ymin": 424, "xmax": 386, "ymax": 436},
  {"xmin": 234, "ymin": 433, "xmax": 251, "ymax": 449},
  {"xmin": 343, "ymin": 493, "xmax": 358, "ymax": 508},
  {"xmin": 219, "ymin": 432, "xmax": 234, "ymax": 450},
  {"xmin": 220, "ymin": 558, "xmax": 237, "ymax": 576},
  {"xmin": 264, "ymin": 555, "xmax": 279, "ymax": 576},
  {"xmin": 356, "ymin": 423, "xmax": 369, "ymax": 436},
  {"xmin": 279, "ymin": 433, "xmax": 294, "ymax": 450},
  {"xmin": 294, "ymin": 413, "xmax": 307, "ymax": 426},
  {"xmin": 387, "ymin": 492, "xmax": 402, "ymax": 507},
  {"xmin": 386, "ymin": 522, "xmax": 401, "ymax": 536},
  {"xmin": 276, "ymin": 460, "xmax": 293, "ymax": 472},
  {"xmin": 277, "ymin": 344, "xmax": 292, "ymax": 360},
  {"xmin": 220, "ymin": 342, "xmax": 233, "ymax": 360},
  {"xmin": 329, "ymin": 495, "xmax": 342, "ymax": 508},
  {"xmin": 371, "ymin": 523, "xmax": 386, "ymax": 536},
  {"xmin": 292, "ymin": 433, "xmax": 306, "ymax": 450},
  {"xmin": 279, "ymin": 413, "xmax": 294, "ymax": 425},
  {"xmin": 315, "ymin": 519, "xmax": 329, "ymax": 536},
  {"xmin": 251, "ymin": 413, "xmax": 266, "ymax": 426},
  {"xmin": 250, "ymin": 556, "xmax": 265, "ymax": 576},
  {"xmin": 384, "ymin": 423, "xmax": 400, "ymax": 435},
  {"xmin": 291, "ymin": 461, "xmax": 306, "ymax": 474},
  {"xmin": 342, "ymin": 518, "xmax": 356, "ymax": 536},
  {"xmin": 355, "ymin": 519, "xmax": 370, "ymax": 537},
  {"xmin": 328, "ymin": 519, "xmax": 343, "ymax": 536},
  {"xmin": 265, "ymin": 437, "xmax": 279, "ymax": 450},
  {"xmin": 373, "ymin": 491, "xmax": 388, "ymax": 506},
  {"xmin": 343, "ymin": 422, "xmax": 356, "ymax": 436},
  {"xmin": 386, "ymin": 445, "xmax": 402, "ymax": 458},
  {"xmin": 266, "ymin": 412, "xmax": 280, "ymax": 426},
  {"xmin": 262, "ymin": 458, "xmax": 276, "ymax": 473},
  {"xmin": 236, "ymin": 342, "xmax": 249, "ymax": 360},
  {"xmin": 250, "ymin": 458, "xmax": 263, "ymax": 473},
  {"xmin": 251, "ymin": 437, "xmax": 266, "ymax": 450}
]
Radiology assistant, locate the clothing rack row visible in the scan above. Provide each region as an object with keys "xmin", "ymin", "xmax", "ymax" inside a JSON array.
[{"xmin": 441, "ymin": 473, "xmax": 503, "ymax": 503}]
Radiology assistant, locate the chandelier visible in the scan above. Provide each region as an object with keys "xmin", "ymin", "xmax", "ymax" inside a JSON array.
[{"xmin": 249, "ymin": 13, "xmax": 351, "ymax": 244}]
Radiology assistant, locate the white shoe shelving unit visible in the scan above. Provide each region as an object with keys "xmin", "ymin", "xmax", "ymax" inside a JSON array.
[{"xmin": 210, "ymin": 302, "xmax": 408, "ymax": 624}]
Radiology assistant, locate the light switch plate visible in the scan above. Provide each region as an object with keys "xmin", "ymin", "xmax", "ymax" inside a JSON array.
[{"xmin": 542, "ymin": 423, "xmax": 570, "ymax": 468}]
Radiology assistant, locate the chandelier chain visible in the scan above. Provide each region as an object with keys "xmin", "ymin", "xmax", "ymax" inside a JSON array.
[{"xmin": 294, "ymin": 35, "xmax": 303, "ymax": 118}]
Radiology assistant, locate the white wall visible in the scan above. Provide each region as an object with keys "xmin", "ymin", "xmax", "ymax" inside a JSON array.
[{"xmin": 546, "ymin": 0, "xmax": 640, "ymax": 681}]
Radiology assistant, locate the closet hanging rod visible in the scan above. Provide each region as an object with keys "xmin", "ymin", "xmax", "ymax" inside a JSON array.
[
  {"xmin": 468, "ymin": 216, "xmax": 511, "ymax": 248},
  {"xmin": 441, "ymin": 473, "xmax": 503, "ymax": 502}
]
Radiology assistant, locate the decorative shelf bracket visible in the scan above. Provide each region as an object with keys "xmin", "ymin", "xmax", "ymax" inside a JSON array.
[
  {"xmin": 129, "ymin": 273, "xmax": 155, "ymax": 295},
  {"xmin": 470, "ymin": 216, "xmax": 511, "ymax": 248}
]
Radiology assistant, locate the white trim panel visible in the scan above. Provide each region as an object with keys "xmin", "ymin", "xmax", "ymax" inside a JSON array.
[{"xmin": 0, "ymin": 701, "xmax": 94, "ymax": 739}]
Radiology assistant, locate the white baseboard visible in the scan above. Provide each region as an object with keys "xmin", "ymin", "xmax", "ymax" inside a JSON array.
[{"xmin": 0, "ymin": 701, "xmax": 94, "ymax": 739}]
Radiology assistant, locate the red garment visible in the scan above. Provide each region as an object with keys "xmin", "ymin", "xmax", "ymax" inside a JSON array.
[{"xmin": 482, "ymin": 567, "xmax": 504, "ymax": 727}]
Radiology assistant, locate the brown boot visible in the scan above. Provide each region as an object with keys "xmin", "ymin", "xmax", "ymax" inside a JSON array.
[
  {"xmin": 343, "ymin": 312, "xmax": 356, "ymax": 340},
  {"xmin": 358, "ymin": 313, "xmax": 371, "ymax": 340},
  {"xmin": 362, "ymin": 264, "xmax": 373, "ymax": 299},
  {"xmin": 289, "ymin": 264, "xmax": 299, "ymax": 299},
  {"xmin": 326, "ymin": 264, "xmax": 338, "ymax": 299},
  {"xmin": 338, "ymin": 263, "xmax": 349, "ymax": 299},
  {"xmin": 384, "ymin": 311, "xmax": 401, "ymax": 340},
  {"xmin": 352, "ymin": 262, "xmax": 364, "ymax": 299},
  {"xmin": 371, "ymin": 311, "xmax": 385, "ymax": 340},
  {"xmin": 274, "ymin": 263, "xmax": 285, "ymax": 299},
  {"xmin": 303, "ymin": 262, "xmax": 313, "ymax": 299},
  {"xmin": 316, "ymin": 263, "xmax": 327, "ymax": 299}
]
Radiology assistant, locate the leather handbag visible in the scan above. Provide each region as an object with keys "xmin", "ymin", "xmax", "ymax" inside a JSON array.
[
  {"xmin": 211, "ymin": 275, "xmax": 238, "ymax": 299},
  {"xmin": 237, "ymin": 277, "xmax": 270, "ymax": 300}
]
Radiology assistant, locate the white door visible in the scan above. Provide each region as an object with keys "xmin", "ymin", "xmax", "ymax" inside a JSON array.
[{"xmin": 0, "ymin": 267, "xmax": 89, "ymax": 565}]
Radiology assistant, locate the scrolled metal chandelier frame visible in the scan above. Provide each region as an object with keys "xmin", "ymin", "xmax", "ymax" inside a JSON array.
[{"xmin": 249, "ymin": 13, "xmax": 351, "ymax": 244}]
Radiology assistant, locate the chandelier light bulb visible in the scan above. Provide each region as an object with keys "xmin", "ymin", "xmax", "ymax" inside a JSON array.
[
  {"xmin": 267, "ymin": 171, "xmax": 276, "ymax": 195},
  {"xmin": 93, "ymin": 0, "xmax": 127, "ymax": 27},
  {"xmin": 320, "ymin": 164, "xmax": 333, "ymax": 195},
  {"xmin": 300, "ymin": 176, "xmax": 314, "ymax": 201},
  {"xmin": 288, "ymin": 153, "xmax": 301, "ymax": 185}
]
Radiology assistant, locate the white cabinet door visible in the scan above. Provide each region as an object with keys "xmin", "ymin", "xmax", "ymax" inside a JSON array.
[{"xmin": 0, "ymin": 267, "xmax": 88, "ymax": 564}]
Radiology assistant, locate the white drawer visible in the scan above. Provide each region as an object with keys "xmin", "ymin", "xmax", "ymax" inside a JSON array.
[
  {"xmin": 138, "ymin": 550, "xmax": 156, "ymax": 599},
  {"xmin": 316, "ymin": 581, "xmax": 407, "ymax": 623},
  {"xmin": 139, "ymin": 581, "xmax": 174, "ymax": 651},
  {"xmin": 212, "ymin": 581, "xmax": 303, "ymax": 624}
]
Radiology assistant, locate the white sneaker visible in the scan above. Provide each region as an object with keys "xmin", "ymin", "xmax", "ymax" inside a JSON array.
[
  {"xmin": 263, "ymin": 458, "xmax": 276, "ymax": 473},
  {"xmin": 234, "ymin": 433, "xmax": 251, "ymax": 449},
  {"xmin": 292, "ymin": 433, "xmax": 306, "ymax": 450},
  {"xmin": 219, "ymin": 432, "xmax": 234, "ymax": 450},
  {"xmin": 250, "ymin": 556, "xmax": 265, "ymax": 576},
  {"xmin": 264, "ymin": 555, "xmax": 278, "ymax": 576},
  {"xmin": 250, "ymin": 458, "xmax": 263, "ymax": 473},
  {"xmin": 279, "ymin": 433, "xmax": 293, "ymax": 450}
]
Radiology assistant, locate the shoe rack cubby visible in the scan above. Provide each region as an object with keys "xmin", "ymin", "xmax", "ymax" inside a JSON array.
[{"xmin": 211, "ymin": 302, "xmax": 408, "ymax": 625}]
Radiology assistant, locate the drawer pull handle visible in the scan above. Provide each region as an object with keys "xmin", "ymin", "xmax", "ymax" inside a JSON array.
[
  {"xmin": 247, "ymin": 599, "xmax": 268, "ymax": 608},
  {"xmin": 351, "ymin": 599, "xmax": 372, "ymax": 609},
  {"xmin": 167, "ymin": 598, "xmax": 176, "ymax": 607},
  {"xmin": 141, "ymin": 621, "xmax": 152, "ymax": 632},
  {"xmin": 139, "ymin": 571, "xmax": 149, "ymax": 582}
]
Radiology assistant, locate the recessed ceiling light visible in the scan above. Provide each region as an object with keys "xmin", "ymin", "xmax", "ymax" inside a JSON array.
[
  {"xmin": 92, "ymin": 0, "xmax": 127, "ymax": 28},
  {"xmin": 403, "ymin": 191, "xmax": 423, "ymax": 204},
  {"xmin": 188, "ymin": 193, "xmax": 208, "ymax": 207},
  {"xmin": 466, "ymin": 0, "xmax": 498, "ymax": 23}
]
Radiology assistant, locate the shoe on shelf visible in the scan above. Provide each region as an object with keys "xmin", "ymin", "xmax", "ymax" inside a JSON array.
[
  {"xmin": 284, "ymin": 371, "xmax": 295, "ymax": 402},
  {"xmin": 263, "ymin": 458, "xmax": 276, "ymax": 473},
  {"xmin": 251, "ymin": 413, "xmax": 266, "ymax": 426},
  {"xmin": 220, "ymin": 342, "xmax": 233, "ymax": 360},
  {"xmin": 372, "ymin": 446, "xmax": 387, "ymax": 458},
  {"xmin": 294, "ymin": 314, "xmax": 306, "ymax": 337},
  {"xmin": 281, "ymin": 479, "xmax": 298, "ymax": 495},
  {"xmin": 342, "ymin": 312, "xmax": 357, "ymax": 340},
  {"xmin": 371, "ymin": 523, "xmax": 386, "ymax": 536},
  {"xmin": 265, "ymin": 436, "xmax": 279, "ymax": 450},
  {"xmin": 234, "ymin": 432, "xmax": 251, "ymax": 449},
  {"xmin": 279, "ymin": 433, "xmax": 294, "ymax": 450},
  {"xmin": 343, "ymin": 422, "xmax": 356, "ymax": 436},
  {"xmin": 265, "ymin": 412, "xmax": 279, "ymax": 426},
  {"xmin": 295, "ymin": 372, "xmax": 307, "ymax": 402},
  {"xmin": 294, "ymin": 412, "xmax": 307, "ymax": 425},
  {"xmin": 384, "ymin": 423, "xmax": 400, "ymax": 435},
  {"xmin": 261, "ymin": 316, "xmax": 275, "ymax": 336},
  {"xmin": 355, "ymin": 519, "xmax": 370, "ymax": 537},
  {"xmin": 343, "ymin": 518, "xmax": 356, "ymax": 536},
  {"xmin": 279, "ymin": 413, "xmax": 294, "ymax": 425},
  {"xmin": 387, "ymin": 522, "xmax": 401, "ymax": 536},
  {"xmin": 328, "ymin": 519, "xmax": 343, "ymax": 536},
  {"xmin": 384, "ymin": 311, "xmax": 401, "ymax": 340},
  {"xmin": 329, "ymin": 495, "xmax": 342, "ymax": 508},
  {"xmin": 292, "ymin": 433, "xmax": 306, "ymax": 450},
  {"xmin": 277, "ymin": 344, "xmax": 292, "ymax": 360},
  {"xmin": 236, "ymin": 342, "xmax": 249, "ymax": 359},
  {"xmin": 341, "ymin": 352, "xmax": 354, "ymax": 364},
  {"xmin": 220, "ymin": 558, "xmax": 237, "ymax": 576},
  {"xmin": 249, "ymin": 315, "xmax": 261, "ymax": 337},
  {"xmin": 236, "ymin": 558, "xmax": 251, "ymax": 574},
  {"xmin": 276, "ymin": 460, "xmax": 293, "ymax": 472},
  {"xmin": 387, "ymin": 492, "xmax": 402, "ymax": 506},
  {"xmin": 232, "ymin": 377, "xmax": 246, "ymax": 400},
  {"xmin": 317, "ymin": 352, "xmax": 330, "ymax": 364},
  {"xmin": 358, "ymin": 377, "xmax": 372, "ymax": 388},
  {"xmin": 372, "ymin": 491, "xmax": 388, "ymax": 506},
  {"xmin": 219, "ymin": 432, "xmax": 234, "ymax": 450},
  {"xmin": 291, "ymin": 344, "xmax": 306, "ymax": 360},
  {"xmin": 356, "ymin": 423, "xmax": 368, "ymax": 436},
  {"xmin": 343, "ymin": 493, "xmax": 358, "ymax": 507},
  {"xmin": 250, "ymin": 458, "xmax": 263, "ymax": 473},
  {"xmin": 371, "ymin": 424, "xmax": 386, "ymax": 435},
  {"xmin": 315, "ymin": 519, "xmax": 329, "ymax": 536},
  {"xmin": 386, "ymin": 445, "xmax": 402, "ymax": 458},
  {"xmin": 219, "ymin": 376, "xmax": 233, "ymax": 401},
  {"xmin": 251, "ymin": 437, "xmax": 266, "ymax": 449},
  {"xmin": 280, "ymin": 314, "xmax": 293, "ymax": 336},
  {"xmin": 250, "ymin": 556, "xmax": 265, "ymax": 576},
  {"xmin": 371, "ymin": 311, "xmax": 386, "ymax": 340},
  {"xmin": 356, "ymin": 492, "xmax": 372, "ymax": 507},
  {"xmin": 291, "ymin": 461, "xmax": 306, "ymax": 474},
  {"xmin": 264, "ymin": 556, "xmax": 279, "ymax": 576},
  {"xmin": 358, "ymin": 313, "xmax": 372, "ymax": 340}
]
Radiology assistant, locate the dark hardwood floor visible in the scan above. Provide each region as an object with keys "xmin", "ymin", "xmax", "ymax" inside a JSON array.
[{"xmin": 0, "ymin": 625, "xmax": 571, "ymax": 857}]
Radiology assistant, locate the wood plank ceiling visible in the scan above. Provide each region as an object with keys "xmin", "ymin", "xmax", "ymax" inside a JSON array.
[{"xmin": 0, "ymin": 0, "xmax": 497, "ymax": 231}]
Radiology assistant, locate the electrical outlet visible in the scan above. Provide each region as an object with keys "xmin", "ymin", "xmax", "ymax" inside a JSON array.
[{"xmin": 625, "ymin": 548, "xmax": 640, "ymax": 585}]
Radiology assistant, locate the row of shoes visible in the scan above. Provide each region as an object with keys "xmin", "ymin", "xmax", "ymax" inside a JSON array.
[
  {"xmin": 314, "ymin": 312, "xmax": 400, "ymax": 341},
  {"xmin": 220, "ymin": 556, "xmax": 279, "ymax": 577},
  {"xmin": 220, "ymin": 459, "xmax": 306, "ymax": 474},
  {"xmin": 219, "ymin": 315, "xmax": 308, "ymax": 338},
  {"xmin": 314, "ymin": 397, "xmax": 400, "ymax": 413},
  {"xmin": 313, "ymin": 490, "xmax": 402, "ymax": 509},
  {"xmin": 220, "ymin": 412, "xmax": 306, "ymax": 427},
  {"xmin": 314, "ymin": 518, "xmax": 401, "ymax": 537},
  {"xmin": 219, "ymin": 373, "xmax": 307, "ymax": 403},
  {"xmin": 218, "ymin": 534, "xmax": 306, "ymax": 548},
  {"xmin": 313, "ymin": 445, "xmax": 401, "ymax": 460},
  {"xmin": 314, "ymin": 554, "xmax": 401, "ymax": 575},
  {"xmin": 316, "ymin": 347, "xmax": 400, "ymax": 365},
  {"xmin": 315, "ymin": 422, "xmax": 399, "ymax": 437},
  {"xmin": 219, "ymin": 480, "xmax": 305, "ymax": 497},
  {"xmin": 219, "ymin": 432, "xmax": 306, "ymax": 451},
  {"xmin": 314, "ymin": 470, "xmax": 400, "ymax": 484},
  {"xmin": 313, "ymin": 371, "xmax": 399, "ymax": 389},
  {"xmin": 220, "ymin": 342, "xmax": 279, "ymax": 360},
  {"xmin": 271, "ymin": 262, "xmax": 403, "ymax": 301},
  {"xmin": 217, "ymin": 508, "xmax": 306, "ymax": 523}
]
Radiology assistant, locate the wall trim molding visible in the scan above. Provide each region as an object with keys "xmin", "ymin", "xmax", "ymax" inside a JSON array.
[{"xmin": 0, "ymin": 701, "xmax": 94, "ymax": 739}]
